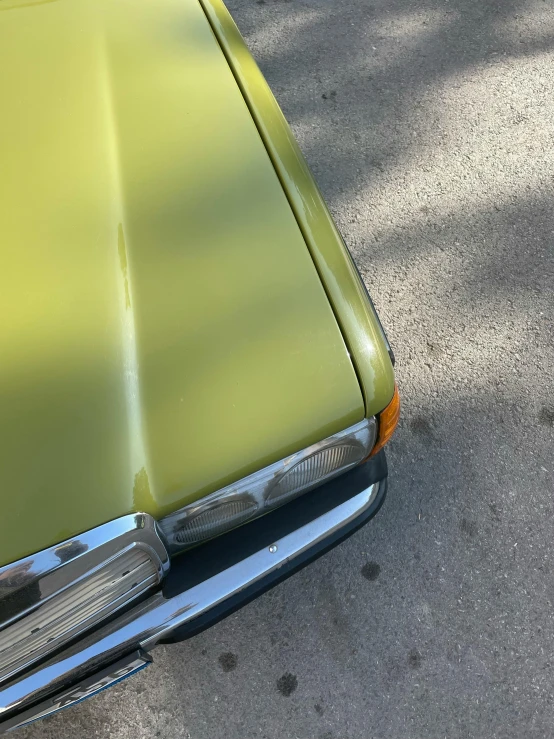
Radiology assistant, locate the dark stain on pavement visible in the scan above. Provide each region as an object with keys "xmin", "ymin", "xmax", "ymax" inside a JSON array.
[
  {"xmin": 361, "ymin": 561, "xmax": 381, "ymax": 581},
  {"xmin": 410, "ymin": 416, "xmax": 435, "ymax": 440},
  {"xmin": 314, "ymin": 703, "xmax": 324, "ymax": 716},
  {"xmin": 408, "ymin": 648, "xmax": 423, "ymax": 669},
  {"xmin": 539, "ymin": 407, "xmax": 554, "ymax": 427},
  {"xmin": 488, "ymin": 502, "xmax": 501, "ymax": 521},
  {"xmin": 460, "ymin": 518, "xmax": 478, "ymax": 537},
  {"xmin": 276, "ymin": 672, "xmax": 298, "ymax": 696},
  {"xmin": 218, "ymin": 653, "xmax": 238, "ymax": 672}
]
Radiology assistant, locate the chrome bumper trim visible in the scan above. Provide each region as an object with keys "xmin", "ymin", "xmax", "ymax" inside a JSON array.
[
  {"xmin": 0, "ymin": 482, "xmax": 380, "ymax": 724},
  {"xmin": 1, "ymin": 652, "xmax": 152, "ymax": 733}
]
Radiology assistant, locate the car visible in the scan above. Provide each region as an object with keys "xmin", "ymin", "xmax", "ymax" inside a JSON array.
[{"xmin": 0, "ymin": 0, "xmax": 399, "ymax": 731}]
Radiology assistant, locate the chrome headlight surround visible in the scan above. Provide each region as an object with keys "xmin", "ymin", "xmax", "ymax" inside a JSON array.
[
  {"xmin": 159, "ymin": 418, "xmax": 377, "ymax": 553},
  {"xmin": 0, "ymin": 514, "xmax": 169, "ymax": 685}
]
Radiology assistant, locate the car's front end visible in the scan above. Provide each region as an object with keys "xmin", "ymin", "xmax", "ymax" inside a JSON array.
[
  {"xmin": 0, "ymin": 0, "xmax": 398, "ymax": 730},
  {"xmin": 0, "ymin": 431, "xmax": 397, "ymax": 732}
]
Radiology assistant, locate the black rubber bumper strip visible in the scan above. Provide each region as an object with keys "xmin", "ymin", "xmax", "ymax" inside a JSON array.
[{"xmin": 161, "ymin": 449, "xmax": 388, "ymax": 643}]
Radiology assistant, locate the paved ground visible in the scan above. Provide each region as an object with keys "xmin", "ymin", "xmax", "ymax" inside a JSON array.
[{"xmin": 20, "ymin": 0, "xmax": 554, "ymax": 737}]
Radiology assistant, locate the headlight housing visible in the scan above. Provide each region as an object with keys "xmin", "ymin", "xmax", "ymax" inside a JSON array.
[{"xmin": 159, "ymin": 418, "xmax": 377, "ymax": 552}]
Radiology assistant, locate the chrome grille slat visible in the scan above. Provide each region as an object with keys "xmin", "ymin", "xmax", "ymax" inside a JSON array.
[
  {"xmin": 0, "ymin": 547, "xmax": 160, "ymax": 683},
  {"xmin": 0, "ymin": 560, "xmax": 154, "ymax": 657},
  {"xmin": 0, "ymin": 575, "xmax": 159, "ymax": 684},
  {"xmin": 0, "ymin": 549, "xmax": 149, "ymax": 655}
]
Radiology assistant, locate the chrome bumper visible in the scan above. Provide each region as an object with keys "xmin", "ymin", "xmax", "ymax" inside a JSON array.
[{"xmin": 0, "ymin": 478, "xmax": 385, "ymax": 733}]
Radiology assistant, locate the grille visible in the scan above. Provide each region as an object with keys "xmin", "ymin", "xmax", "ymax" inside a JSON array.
[{"xmin": 0, "ymin": 546, "xmax": 159, "ymax": 683}]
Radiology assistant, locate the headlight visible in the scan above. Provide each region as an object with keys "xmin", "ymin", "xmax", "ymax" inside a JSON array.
[{"xmin": 159, "ymin": 418, "xmax": 376, "ymax": 552}]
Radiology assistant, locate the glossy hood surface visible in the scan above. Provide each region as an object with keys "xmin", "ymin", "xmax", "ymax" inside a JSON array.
[{"xmin": 0, "ymin": 0, "xmax": 364, "ymax": 565}]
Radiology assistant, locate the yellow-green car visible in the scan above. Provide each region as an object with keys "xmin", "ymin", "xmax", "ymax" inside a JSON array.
[{"xmin": 0, "ymin": 0, "xmax": 399, "ymax": 730}]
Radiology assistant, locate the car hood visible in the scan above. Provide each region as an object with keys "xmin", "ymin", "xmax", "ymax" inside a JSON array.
[{"xmin": 0, "ymin": 0, "xmax": 364, "ymax": 566}]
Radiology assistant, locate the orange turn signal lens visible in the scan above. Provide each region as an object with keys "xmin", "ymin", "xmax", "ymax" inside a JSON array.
[{"xmin": 370, "ymin": 384, "xmax": 400, "ymax": 456}]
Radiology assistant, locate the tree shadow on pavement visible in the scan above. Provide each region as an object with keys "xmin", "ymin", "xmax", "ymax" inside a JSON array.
[{"xmin": 230, "ymin": 0, "xmax": 554, "ymax": 206}]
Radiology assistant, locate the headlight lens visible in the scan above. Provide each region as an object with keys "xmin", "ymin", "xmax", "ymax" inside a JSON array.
[
  {"xmin": 159, "ymin": 418, "xmax": 376, "ymax": 552},
  {"xmin": 173, "ymin": 498, "xmax": 258, "ymax": 547},
  {"xmin": 265, "ymin": 441, "xmax": 366, "ymax": 507}
]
